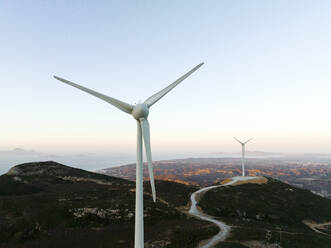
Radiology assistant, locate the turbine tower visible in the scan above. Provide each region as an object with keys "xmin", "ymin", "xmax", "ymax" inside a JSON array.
[
  {"xmin": 234, "ymin": 137, "xmax": 252, "ymax": 177},
  {"xmin": 54, "ymin": 63, "xmax": 203, "ymax": 248}
]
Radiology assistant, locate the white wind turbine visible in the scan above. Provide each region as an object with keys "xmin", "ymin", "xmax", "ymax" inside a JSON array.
[
  {"xmin": 234, "ymin": 137, "xmax": 252, "ymax": 177},
  {"xmin": 54, "ymin": 63, "xmax": 204, "ymax": 248}
]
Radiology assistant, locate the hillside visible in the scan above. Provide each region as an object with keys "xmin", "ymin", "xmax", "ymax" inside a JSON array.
[
  {"xmin": 2, "ymin": 162, "xmax": 331, "ymax": 248},
  {"xmin": 199, "ymin": 177, "xmax": 331, "ymax": 248},
  {"xmin": 0, "ymin": 161, "xmax": 216, "ymax": 248}
]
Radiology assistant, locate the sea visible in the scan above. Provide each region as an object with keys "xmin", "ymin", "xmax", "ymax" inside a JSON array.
[
  {"xmin": 1, "ymin": 150, "xmax": 329, "ymax": 176},
  {"xmin": 0, "ymin": 151, "xmax": 240, "ymax": 175}
]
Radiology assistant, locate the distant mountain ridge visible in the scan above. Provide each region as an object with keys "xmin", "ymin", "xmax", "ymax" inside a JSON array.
[
  {"xmin": 2, "ymin": 148, "xmax": 330, "ymax": 158},
  {"xmin": 212, "ymin": 150, "xmax": 331, "ymax": 157},
  {"xmin": 211, "ymin": 150, "xmax": 284, "ymax": 156},
  {"xmin": 0, "ymin": 148, "xmax": 43, "ymax": 156}
]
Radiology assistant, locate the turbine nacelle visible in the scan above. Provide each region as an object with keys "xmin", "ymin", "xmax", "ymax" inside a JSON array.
[
  {"xmin": 234, "ymin": 137, "xmax": 253, "ymax": 145},
  {"xmin": 132, "ymin": 103, "xmax": 149, "ymax": 120}
]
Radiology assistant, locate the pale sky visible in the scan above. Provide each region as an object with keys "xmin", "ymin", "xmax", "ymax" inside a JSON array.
[{"xmin": 1, "ymin": 0, "xmax": 331, "ymax": 155}]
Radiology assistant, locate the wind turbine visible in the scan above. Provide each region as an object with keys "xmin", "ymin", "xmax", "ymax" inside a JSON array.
[
  {"xmin": 53, "ymin": 63, "xmax": 204, "ymax": 248},
  {"xmin": 234, "ymin": 137, "xmax": 252, "ymax": 177}
]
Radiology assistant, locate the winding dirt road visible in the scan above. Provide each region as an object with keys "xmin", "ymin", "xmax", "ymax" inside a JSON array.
[
  {"xmin": 303, "ymin": 220, "xmax": 331, "ymax": 236},
  {"xmin": 188, "ymin": 176, "xmax": 260, "ymax": 248}
]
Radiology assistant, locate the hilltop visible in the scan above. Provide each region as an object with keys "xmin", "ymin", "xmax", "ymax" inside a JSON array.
[
  {"xmin": 0, "ymin": 161, "xmax": 216, "ymax": 248},
  {"xmin": 198, "ymin": 177, "xmax": 331, "ymax": 248}
]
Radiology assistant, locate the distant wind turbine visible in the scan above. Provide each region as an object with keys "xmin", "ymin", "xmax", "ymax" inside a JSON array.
[
  {"xmin": 54, "ymin": 63, "xmax": 204, "ymax": 248},
  {"xmin": 234, "ymin": 137, "xmax": 252, "ymax": 177}
]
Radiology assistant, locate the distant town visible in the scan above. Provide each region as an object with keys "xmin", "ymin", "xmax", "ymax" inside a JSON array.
[{"xmin": 100, "ymin": 156, "xmax": 331, "ymax": 198}]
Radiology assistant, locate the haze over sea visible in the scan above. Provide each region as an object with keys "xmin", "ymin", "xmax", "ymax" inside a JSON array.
[
  {"xmin": 0, "ymin": 149, "xmax": 212, "ymax": 175},
  {"xmin": 2, "ymin": 148, "xmax": 331, "ymax": 176},
  {"xmin": 0, "ymin": 148, "xmax": 290, "ymax": 175}
]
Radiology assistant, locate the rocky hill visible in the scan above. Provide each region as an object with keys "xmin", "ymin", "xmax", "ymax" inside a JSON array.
[
  {"xmin": 0, "ymin": 161, "xmax": 216, "ymax": 248},
  {"xmin": 199, "ymin": 177, "xmax": 331, "ymax": 248},
  {"xmin": 2, "ymin": 162, "xmax": 331, "ymax": 248}
]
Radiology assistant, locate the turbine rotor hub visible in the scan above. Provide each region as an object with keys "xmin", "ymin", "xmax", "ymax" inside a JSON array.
[{"xmin": 132, "ymin": 103, "xmax": 149, "ymax": 120}]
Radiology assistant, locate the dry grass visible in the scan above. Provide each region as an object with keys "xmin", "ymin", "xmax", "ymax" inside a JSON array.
[
  {"xmin": 221, "ymin": 177, "xmax": 268, "ymax": 186},
  {"xmin": 220, "ymin": 178, "xmax": 233, "ymax": 185},
  {"xmin": 232, "ymin": 177, "xmax": 268, "ymax": 186},
  {"xmin": 242, "ymin": 240, "xmax": 280, "ymax": 248}
]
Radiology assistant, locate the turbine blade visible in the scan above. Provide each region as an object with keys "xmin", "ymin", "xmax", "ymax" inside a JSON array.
[
  {"xmin": 234, "ymin": 137, "xmax": 244, "ymax": 145},
  {"xmin": 140, "ymin": 118, "xmax": 156, "ymax": 202},
  {"xmin": 53, "ymin": 76, "xmax": 133, "ymax": 114},
  {"xmin": 144, "ymin": 63, "xmax": 204, "ymax": 108},
  {"xmin": 244, "ymin": 138, "xmax": 253, "ymax": 144}
]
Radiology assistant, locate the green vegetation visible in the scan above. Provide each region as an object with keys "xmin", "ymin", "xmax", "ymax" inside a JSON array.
[
  {"xmin": 215, "ymin": 242, "xmax": 248, "ymax": 248},
  {"xmin": 0, "ymin": 161, "xmax": 214, "ymax": 248},
  {"xmin": 199, "ymin": 177, "xmax": 331, "ymax": 247},
  {"xmin": 145, "ymin": 180, "xmax": 198, "ymax": 208},
  {"xmin": 316, "ymin": 225, "xmax": 331, "ymax": 234},
  {"xmin": 224, "ymin": 226, "xmax": 331, "ymax": 248},
  {"xmin": 165, "ymin": 225, "xmax": 218, "ymax": 248},
  {"xmin": 2, "ymin": 162, "xmax": 331, "ymax": 248},
  {"xmin": 199, "ymin": 177, "xmax": 331, "ymax": 226}
]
